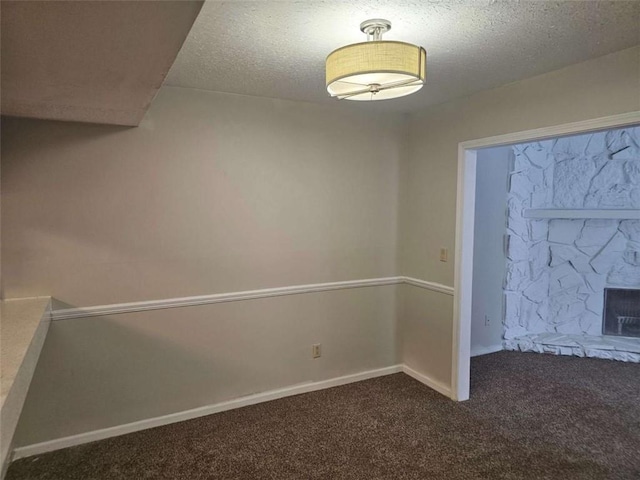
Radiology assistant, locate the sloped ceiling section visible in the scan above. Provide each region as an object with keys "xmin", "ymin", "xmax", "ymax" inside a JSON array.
[{"xmin": 1, "ymin": 0, "xmax": 204, "ymax": 126}]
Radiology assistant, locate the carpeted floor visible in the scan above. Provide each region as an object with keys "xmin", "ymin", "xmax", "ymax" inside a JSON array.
[{"xmin": 7, "ymin": 351, "xmax": 640, "ymax": 479}]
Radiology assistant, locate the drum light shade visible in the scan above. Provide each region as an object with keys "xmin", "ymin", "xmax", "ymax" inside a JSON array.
[{"xmin": 325, "ymin": 20, "xmax": 426, "ymax": 101}]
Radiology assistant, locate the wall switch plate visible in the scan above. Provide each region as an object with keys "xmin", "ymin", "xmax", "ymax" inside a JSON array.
[
  {"xmin": 312, "ymin": 344, "xmax": 321, "ymax": 358},
  {"xmin": 439, "ymin": 248, "xmax": 448, "ymax": 262}
]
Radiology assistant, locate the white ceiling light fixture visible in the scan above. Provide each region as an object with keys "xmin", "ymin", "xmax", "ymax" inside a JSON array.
[{"xmin": 326, "ymin": 19, "xmax": 426, "ymax": 101}]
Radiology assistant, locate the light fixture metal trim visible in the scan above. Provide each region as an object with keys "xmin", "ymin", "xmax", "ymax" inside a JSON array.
[{"xmin": 360, "ymin": 18, "xmax": 391, "ymax": 40}]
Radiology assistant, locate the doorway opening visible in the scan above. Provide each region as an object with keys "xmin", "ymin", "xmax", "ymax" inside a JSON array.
[{"xmin": 452, "ymin": 113, "xmax": 640, "ymax": 401}]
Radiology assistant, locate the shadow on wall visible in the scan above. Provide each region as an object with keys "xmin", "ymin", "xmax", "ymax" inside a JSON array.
[{"xmin": 13, "ymin": 310, "xmax": 285, "ymax": 447}]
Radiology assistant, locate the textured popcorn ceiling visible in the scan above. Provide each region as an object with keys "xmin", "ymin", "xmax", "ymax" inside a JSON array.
[{"xmin": 166, "ymin": 0, "xmax": 640, "ymax": 113}]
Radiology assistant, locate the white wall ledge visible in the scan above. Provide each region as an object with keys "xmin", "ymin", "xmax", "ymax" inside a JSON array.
[
  {"xmin": 1, "ymin": 297, "xmax": 52, "ymax": 478},
  {"xmin": 523, "ymin": 209, "xmax": 640, "ymax": 219}
]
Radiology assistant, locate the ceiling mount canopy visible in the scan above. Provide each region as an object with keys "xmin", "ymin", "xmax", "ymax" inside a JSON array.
[{"xmin": 325, "ymin": 19, "xmax": 426, "ymax": 101}]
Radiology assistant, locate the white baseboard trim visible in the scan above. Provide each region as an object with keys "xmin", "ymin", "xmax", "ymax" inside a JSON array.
[
  {"xmin": 12, "ymin": 364, "xmax": 405, "ymax": 461},
  {"xmin": 401, "ymin": 365, "xmax": 452, "ymax": 398},
  {"xmin": 470, "ymin": 344, "xmax": 504, "ymax": 357},
  {"xmin": 50, "ymin": 276, "xmax": 454, "ymax": 321}
]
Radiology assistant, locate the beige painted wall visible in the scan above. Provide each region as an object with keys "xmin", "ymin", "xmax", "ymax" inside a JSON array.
[
  {"xmin": 397, "ymin": 285, "xmax": 453, "ymax": 385},
  {"xmin": 399, "ymin": 46, "xmax": 640, "ymax": 387},
  {"xmin": 2, "ymin": 87, "xmax": 405, "ymax": 446},
  {"xmin": 2, "ymin": 87, "xmax": 405, "ymax": 305},
  {"xmin": 14, "ymin": 287, "xmax": 397, "ymax": 446}
]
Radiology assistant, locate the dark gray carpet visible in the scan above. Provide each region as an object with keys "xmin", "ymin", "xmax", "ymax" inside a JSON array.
[{"xmin": 7, "ymin": 351, "xmax": 640, "ymax": 479}]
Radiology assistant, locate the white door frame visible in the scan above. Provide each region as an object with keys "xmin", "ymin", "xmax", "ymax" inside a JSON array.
[{"xmin": 451, "ymin": 111, "xmax": 640, "ymax": 402}]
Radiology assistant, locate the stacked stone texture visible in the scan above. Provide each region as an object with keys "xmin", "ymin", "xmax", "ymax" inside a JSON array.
[{"xmin": 503, "ymin": 127, "xmax": 640, "ymax": 361}]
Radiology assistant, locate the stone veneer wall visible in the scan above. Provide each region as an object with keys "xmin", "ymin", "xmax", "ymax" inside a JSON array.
[{"xmin": 502, "ymin": 126, "xmax": 640, "ymax": 361}]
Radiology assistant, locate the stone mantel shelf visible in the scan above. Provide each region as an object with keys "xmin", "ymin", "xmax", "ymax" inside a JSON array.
[{"xmin": 523, "ymin": 209, "xmax": 640, "ymax": 219}]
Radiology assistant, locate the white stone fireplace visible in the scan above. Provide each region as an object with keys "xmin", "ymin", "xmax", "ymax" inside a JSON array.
[{"xmin": 501, "ymin": 126, "xmax": 640, "ymax": 362}]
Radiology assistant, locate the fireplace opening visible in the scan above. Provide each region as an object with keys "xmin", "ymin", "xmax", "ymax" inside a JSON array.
[{"xmin": 603, "ymin": 288, "xmax": 640, "ymax": 338}]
